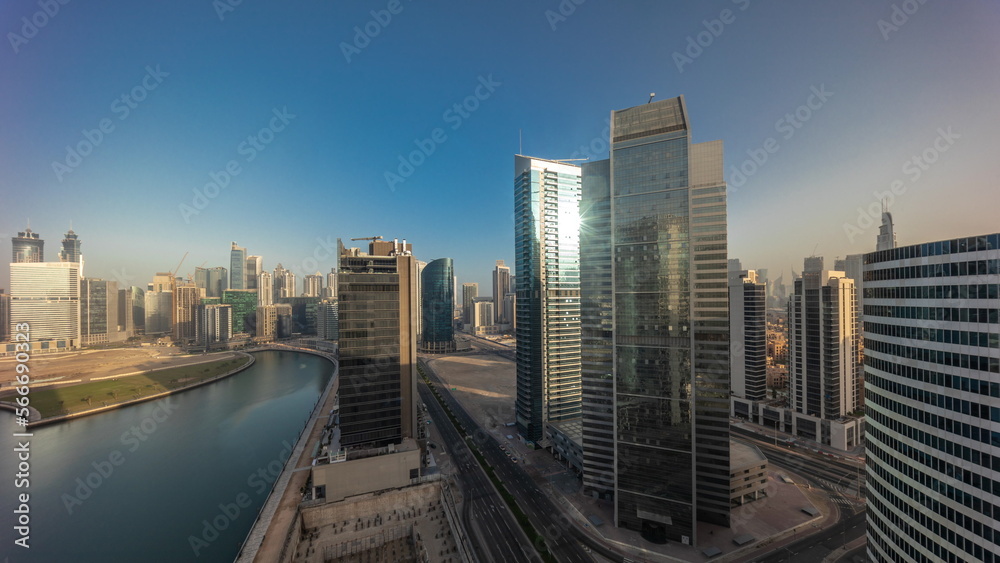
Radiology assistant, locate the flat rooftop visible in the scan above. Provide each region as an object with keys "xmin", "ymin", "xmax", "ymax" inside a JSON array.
[{"xmin": 731, "ymin": 440, "xmax": 767, "ymax": 471}]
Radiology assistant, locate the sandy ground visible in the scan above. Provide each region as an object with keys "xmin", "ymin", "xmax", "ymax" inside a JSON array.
[
  {"xmin": 0, "ymin": 347, "xmax": 240, "ymax": 391},
  {"xmin": 422, "ymin": 351, "xmax": 517, "ymax": 432}
]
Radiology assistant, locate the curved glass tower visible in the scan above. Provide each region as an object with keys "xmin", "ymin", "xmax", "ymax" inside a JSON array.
[{"xmin": 421, "ymin": 258, "xmax": 456, "ymax": 353}]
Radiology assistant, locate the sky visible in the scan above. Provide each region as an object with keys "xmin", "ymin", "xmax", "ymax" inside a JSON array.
[{"xmin": 2, "ymin": 0, "xmax": 998, "ymax": 292}]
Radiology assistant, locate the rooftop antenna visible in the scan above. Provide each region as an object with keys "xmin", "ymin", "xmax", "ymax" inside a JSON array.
[{"xmin": 648, "ymin": 92, "xmax": 656, "ymax": 104}]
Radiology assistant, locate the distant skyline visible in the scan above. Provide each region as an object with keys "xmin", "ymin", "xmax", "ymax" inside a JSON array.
[{"xmin": 3, "ymin": 1, "xmax": 998, "ymax": 291}]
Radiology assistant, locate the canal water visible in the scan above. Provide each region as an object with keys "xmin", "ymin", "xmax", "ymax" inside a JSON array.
[{"xmin": 0, "ymin": 350, "xmax": 333, "ymax": 562}]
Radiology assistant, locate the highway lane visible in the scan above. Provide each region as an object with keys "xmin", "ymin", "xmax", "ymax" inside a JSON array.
[
  {"xmin": 418, "ymin": 383, "xmax": 535, "ymax": 563},
  {"xmin": 422, "ymin": 363, "xmax": 611, "ymax": 563},
  {"xmin": 752, "ymin": 511, "xmax": 866, "ymax": 563}
]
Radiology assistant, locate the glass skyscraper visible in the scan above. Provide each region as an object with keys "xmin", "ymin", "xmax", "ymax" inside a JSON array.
[
  {"xmin": 230, "ymin": 242, "xmax": 246, "ymax": 290},
  {"xmin": 514, "ymin": 155, "xmax": 582, "ymax": 443},
  {"xmin": 580, "ymin": 96, "xmax": 730, "ymax": 544},
  {"xmin": 338, "ymin": 238, "xmax": 418, "ymax": 448},
  {"xmin": 11, "ymin": 227, "xmax": 44, "ymax": 263},
  {"xmin": 421, "ymin": 257, "xmax": 456, "ymax": 352},
  {"xmin": 864, "ymin": 233, "xmax": 1000, "ymax": 563},
  {"xmin": 59, "ymin": 228, "xmax": 81, "ymax": 263}
]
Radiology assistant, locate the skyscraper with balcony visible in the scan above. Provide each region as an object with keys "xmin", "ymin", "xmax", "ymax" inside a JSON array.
[
  {"xmin": 303, "ymin": 273, "xmax": 323, "ymax": 297},
  {"xmin": 338, "ymin": 237, "xmax": 418, "ymax": 448},
  {"xmin": 579, "ymin": 96, "xmax": 731, "ymax": 543},
  {"xmin": 864, "ymin": 232, "xmax": 1000, "ymax": 563},
  {"xmin": 514, "ymin": 155, "xmax": 582, "ymax": 443},
  {"xmin": 421, "ymin": 258, "xmax": 456, "ymax": 353},
  {"xmin": 12, "ymin": 227, "xmax": 44, "ymax": 263},
  {"xmin": 493, "ymin": 260, "xmax": 511, "ymax": 324},
  {"xmin": 230, "ymin": 242, "xmax": 247, "ymax": 290},
  {"xmin": 730, "ymin": 269, "xmax": 767, "ymax": 402},
  {"xmin": 258, "ymin": 271, "xmax": 273, "ymax": 306},
  {"xmin": 787, "ymin": 257, "xmax": 863, "ymax": 449}
]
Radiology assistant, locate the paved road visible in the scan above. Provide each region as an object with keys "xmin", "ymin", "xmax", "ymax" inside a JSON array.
[
  {"xmin": 733, "ymin": 427, "xmax": 867, "ymax": 563},
  {"xmin": 423, "ymin": 362, "xmax": 618, "ymax": 563},
  {"xmin": 418, "ymin": 382, "xmax": 533, "ymax": 563}
]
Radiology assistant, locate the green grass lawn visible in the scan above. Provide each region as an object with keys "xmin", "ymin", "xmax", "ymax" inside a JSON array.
[{"xmin": 1, "ymin": 355, "xmax": 252, "ymax": 419}]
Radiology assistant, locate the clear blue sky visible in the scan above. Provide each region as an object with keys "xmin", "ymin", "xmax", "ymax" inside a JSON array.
[{"xmin": 2, "ymin": 0, "xmax": 998, "ymax": 291}]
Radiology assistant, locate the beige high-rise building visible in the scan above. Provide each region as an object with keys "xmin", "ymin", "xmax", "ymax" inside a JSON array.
[
  {"xmin": 173, "ymin": 284, "xmax": 201, "ymax": 343},
  {"xmin": 257, "ymin": 271, "xmax": 273, "ymax": 306},
  {"xmin": 245, "ymin": 255, "xmax": 263, "ymax": 290},
  {"xmin": 303, "ymin": 273, "xmax": 323, "ymax": 297}
]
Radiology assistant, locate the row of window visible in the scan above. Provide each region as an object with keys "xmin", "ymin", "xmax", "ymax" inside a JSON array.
[
  {"xmin": 866, "ymin": 355, "xmax": 1000, "ymax": 398},
  {"xmin": 865, "ymin": 283, "xmax": 999, "ymax": 301},
  {"xmin": 865, "ymin": 258, "xmax": 1000, "ymax": 282},
  {"xmin": 867, "ymin": 389, "xmax": 1000, "ymax": 457},
  {"xmin": 865, "ymin": 321, "xmax": 999, "ymax": 349},
  {"xmin": 868, "ymin": 437, "xmax": 1000, "ymax": 551},
  {"xmin": 864, "ymin": 304, "xmax": 1000, "ymax": 325},
  {"xmin": 868, "ymin": 372, "xmax": 1000, "ymax": 426},
  {"xmin": 868, "ymin": 474, "xmax": 992, "ymax": 563},
  {"xmin": 865, "ymin": 234, "xmax": 999, "ymax": 264},
  {"xmin": 865, "ymin": 338, "xmax": 1000, "ymax": 373}
]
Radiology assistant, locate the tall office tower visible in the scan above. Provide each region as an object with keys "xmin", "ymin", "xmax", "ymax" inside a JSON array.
[
  {"xmin": 257, "ymin": 272, "xmax": 273, "ymax": 306},
  {"xmin": 863, "ymin": 233, "xmax": 1000, "ymax": 563},
  {"xmin": 338, "ymin": 237, "xmax": 418, "ymax": 448},
  {"xmin": 230, "ymin": 242, "xmax": 247, "ymax": 290},
  {"xmin": 59, "ymin": 228, "xmax": 81, "ymax": 263},
  {"xmin": 12, "ymin": 227, "xmax": 44, "ymax": 263},
  {"xmin": 172, "ymin": 284, "xmax": 201, "ymax": 342},
  {"xmin": 421, "ymin": 258, "xmax": 456, "ymax": 352},
  {"xmin": 503, "ymin": 292, "xmax": 516, "ymax": 332},
  {"xmin": 453, "ymin": 275, "xmax": 458, "ymax": 314},
  {"xmin": 128, "ymin": 286, "xmax": 145, "ymax": 334},
  {"xmin": 276, "ymin": 296, "xmax": 322, "ymax": 335},
  {"xmin": 787, "ymin": 257, "xmax": 862, "ymax": 445},
  {"xmin": 194, "ymin": 266, "xmax": 229, "ymax": 298},
  {"xmin": 303, "ymin": 273, "xmax": 323, "ymax": 297},
  {"xmin": 493, "ymin": 260, "xmax": 511, "ymax": 324},
  {"xmin": 0, "ymin": 290, "xmax": 9, "ymax": 342},
  {"xmin": 199, "ymin": 304, "xmax": 232, "ymax": 346},
  {"xmin": 415, "ymin": 260, "xmax": 427, "ymax": 341},
  {"xmin": 472, "ymin": 298, "xmax": 495, "ymax": 334},
  {"xmin": 81, "ymin": 278, "xmax": 122, "ymax": 345},
  {"xmin": 272, "ymin": 264, "xmax": 287, "ymax": 301},
  {"xmin": 325, "ymin": 268, "xmax": 338, "ymax": 299},
  {"xmin": 316, "ymin": 299, "xmax": 339, "ymax": 340},
  {"xmin": 10, "ymin": 262, "xmax": 81, "ymax": 343},
  {"xmin": 222, "ymin": 289, "xmax": 258, "ymax": 335},
  {"xmin": 513, "ymin": 155, "xmax": 582, "ymax": 443},
  {"xmin": 461, "ymin": 283, "xmax": 478, "ymax": 325},
  {"xmin": 144, "ymin": 291, "xmax": 172, "ymax": 334},
  {"xmin": 875, "ymin": 202, "xmax": 896, "ymax": 251},
  {"xmin": 580, "ymin": 159, "xmax": 614, "ymax": 500},
  {"xmin": 730, "ymin": 270, "xmax": 767, "ymax": 401},
  {"xmin": 579, "ymin": 97, "xmax": 731, "ymax": 542},
  {"xmin": 245, "ymin": 255, "xmax": 262, "ymax": 290},
  {"xmin": 281, "ymin": 271, "xmax": 296, "ymax": 298},
  {"xmin": 117, "ymin": 287, "xmax": 134, "ymax": 337}
]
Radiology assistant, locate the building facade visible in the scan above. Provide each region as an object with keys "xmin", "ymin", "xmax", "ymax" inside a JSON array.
[
  {"xmin": 223, "ymin": 289, "xmax": 257, "ymax": 335},
  {"xmin": 493, "ymin": 260, "xmax": 511, "ymax": 324},
  {"xmin": 730, "ymin": 270, "xmax": 767, "ymax": 402},
  {"xmin": 461, "ymin": 282, "xmax": 478, "ymax": 326},
  {"xmin": 579, "ymin": 96, "xmax": 731, "ymax": 543},
  {"xmin": 9, "ymin": 262, "xmax": 81, "ymax": 344},
  {"xmin": 230, "ymin": 242, "xmax": 247, "ymax": 290},
  {"xmin": 337, "ymin": 238, "xmax": 418, "ymax": 448},
  {"xmin": 514, "ymin": 155, "xmax": 583, "ymax": 444},
  {"xmin": 864, "ymin": 233, "xmax": 1000, "ymax": 563},
  {"xmin": 195, "ymin": 266, "xmax": 229, "ymax": 298},
  {"xmin": 246, "ymin": 255, "xmax": 263, "ymax": 290},
  {"xmin": 11, "ymin": 227, "xmax": 44, "ymax": 263},
  {"xmin": 59, "ymin": 228, "xmax": 81, "ymax": 263},
  {"xmin": 421, "ymin": 258, "xmax": 456, "ymax": 352},
  {"xmin": 787, "ymin": 257, "xmax": 863, "ymax": 449}
]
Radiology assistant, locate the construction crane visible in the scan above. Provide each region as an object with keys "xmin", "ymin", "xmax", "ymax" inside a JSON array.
[
  {"xmin": 170, "ymin": 251, "xmax": 188, "ymax": 285},
  {"xmin": 350, "ymin": 236, "xmax": 383, "ymax": 242}
]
